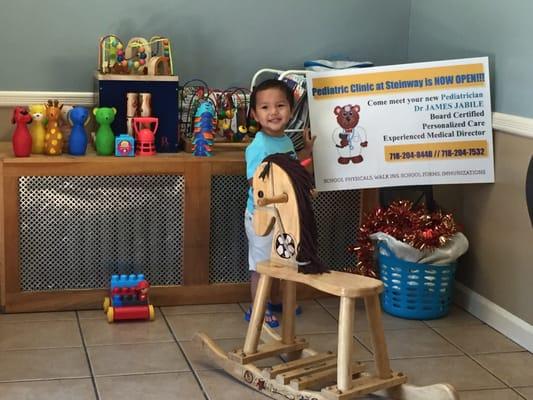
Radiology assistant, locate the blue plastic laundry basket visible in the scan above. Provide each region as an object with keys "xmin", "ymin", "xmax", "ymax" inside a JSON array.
[{"xmin": 377, "ymin": 242, "xmax": 457, "ymax": 320}]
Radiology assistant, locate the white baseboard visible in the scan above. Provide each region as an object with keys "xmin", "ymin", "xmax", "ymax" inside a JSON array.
[
  {"xmin": 454, "ymin": 281, "xmax": 533, "ymax": 352},
  {"xmin": 0, "ymin": 91, "xmax": 532, "ymax": 138},
  {"xmin": 492, "ymin": 112, "xmax": 533, "ymax": 139},
  {"xmin": 0, "ymin": 91, "xmax": 96, "ymax": 107},
  {"xmin": 0, "ymin": 91, "xmax": 531, "ymax": 138}
]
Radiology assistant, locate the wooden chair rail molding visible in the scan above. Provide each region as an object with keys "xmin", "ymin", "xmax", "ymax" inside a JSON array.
[{"xmin": 0, "ymin": 143, "xmax": 378, "ymax": 313}]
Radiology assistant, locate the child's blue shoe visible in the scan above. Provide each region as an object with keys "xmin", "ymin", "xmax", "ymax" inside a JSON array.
[
  {"xmin": 244, "ymin": 306, "xmax": 279, "ymax": 328},
  {"xmin": 268, "ymin": 302, "xmax": 303, "ymax": 315}
]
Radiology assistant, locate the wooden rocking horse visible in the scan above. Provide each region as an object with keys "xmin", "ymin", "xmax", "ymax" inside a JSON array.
[{"xmin": 195, "ymin": 154, "xmax": 458, "ymax": 400}]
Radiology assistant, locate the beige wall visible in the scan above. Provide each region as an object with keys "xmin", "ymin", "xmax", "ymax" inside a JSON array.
[
  {"xmin": 436, "ymin": 131, "xmax": 533, "ymax": 325},
  {"xmin": 0, "ymin": 108, "xmax": 13, "ymax": 142}
]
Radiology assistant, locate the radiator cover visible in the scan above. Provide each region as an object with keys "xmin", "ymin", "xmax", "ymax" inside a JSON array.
[{"xmin": 19, "ymin": 175, "xmax": 185, "ymax": 291}]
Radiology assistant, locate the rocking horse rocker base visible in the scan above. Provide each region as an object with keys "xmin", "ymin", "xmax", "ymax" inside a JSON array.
[
  {"xmin": 195, "ymin": 266, "xmax": 458, "ymax": 400},
  {"xmin": 195, "ymin": 155, "xmax": 458, "ymax": 400}
]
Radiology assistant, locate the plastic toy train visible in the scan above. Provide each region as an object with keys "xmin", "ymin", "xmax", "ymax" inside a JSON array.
[{"xmin": 103, "ymin": 274, "xmax": 155, "ymax": 322}]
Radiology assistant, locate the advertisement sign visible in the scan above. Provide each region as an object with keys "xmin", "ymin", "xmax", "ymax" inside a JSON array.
[{"xmin": 306, "ymin": 57, "xmax": 494, "ymax": 191}]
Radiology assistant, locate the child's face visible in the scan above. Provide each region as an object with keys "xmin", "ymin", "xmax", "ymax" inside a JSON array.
[{"xmin": 251, "ymin": 88, "xmax": 292, "ymax": 137}]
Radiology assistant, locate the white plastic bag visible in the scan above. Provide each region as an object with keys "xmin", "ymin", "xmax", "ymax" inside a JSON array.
[{"xmin": 369, "ymin": 232, "xmax": 469, "ymax": 265}]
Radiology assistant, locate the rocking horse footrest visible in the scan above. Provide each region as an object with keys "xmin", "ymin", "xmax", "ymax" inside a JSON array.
[
  {"xmin": 288, "ymin": 361, "xmax": 366, "ymax": 390},
  {"xmin": 265, "ymin": 351, "xmax": 336, "ymax": 379},
  {"xmin": 228, "ymin": 338, "xmax": 309, "ymax": 364},
  {"xmin": 321, "ymin": 371, "xmax": 408, "ymax": 400}
]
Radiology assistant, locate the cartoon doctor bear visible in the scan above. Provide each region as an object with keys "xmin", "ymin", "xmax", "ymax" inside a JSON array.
[{"xmin": 332, "ymin": 104, "xmax": 368, "ymax": 164}]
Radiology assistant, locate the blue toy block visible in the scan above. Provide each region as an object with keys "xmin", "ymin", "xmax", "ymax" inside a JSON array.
[
  {"xmin": 113, "ymin": 294, "xmax": 123, "ymax": 307},
  {"xmin": 110, "ymin": 273, "xmax": 145, "ymax": 289},
  {"xmin": 115, "ymin": 134, "xmax": 135, "ymax": 156}
]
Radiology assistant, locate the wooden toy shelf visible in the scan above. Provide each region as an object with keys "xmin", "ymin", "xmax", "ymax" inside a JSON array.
[{"xmin": 0, "ymin": 143, "xmax": 377, "ymax": 313}]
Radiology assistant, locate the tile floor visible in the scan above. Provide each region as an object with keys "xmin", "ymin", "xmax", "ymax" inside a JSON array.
[{"xmin": 0, "ymin": 298, "xmax": 531, "ymax": 399}]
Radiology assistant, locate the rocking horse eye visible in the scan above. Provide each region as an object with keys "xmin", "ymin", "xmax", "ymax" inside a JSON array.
[{"xmin": 257, "ymin": 190, "xmax": 264, "ymax": 198}]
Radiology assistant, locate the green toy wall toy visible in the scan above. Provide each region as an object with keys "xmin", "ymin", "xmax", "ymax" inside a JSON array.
[{"xmin": 93, "ymin": 107, "xmax": 117, "ymax": 155}]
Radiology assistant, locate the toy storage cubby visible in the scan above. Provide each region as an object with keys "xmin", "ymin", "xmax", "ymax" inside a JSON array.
[{"xmin": 95, "ymin": 73, "xmax": 180, "ymax": 153}]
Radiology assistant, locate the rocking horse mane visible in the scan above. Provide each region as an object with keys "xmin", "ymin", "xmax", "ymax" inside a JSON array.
[{"xmin": 259, "ymin": 153, "xmax": 329, "ymax": 274}]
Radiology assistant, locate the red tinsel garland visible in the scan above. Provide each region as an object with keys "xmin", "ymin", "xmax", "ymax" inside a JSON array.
[{"xmin": 346, "ymin": 200, "xmax": 460, "ymax": 278}]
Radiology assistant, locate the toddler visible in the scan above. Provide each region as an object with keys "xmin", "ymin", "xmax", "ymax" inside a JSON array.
[{"xmin": 244, "ymin": 78, "xmax": 315, "ymax": 327}]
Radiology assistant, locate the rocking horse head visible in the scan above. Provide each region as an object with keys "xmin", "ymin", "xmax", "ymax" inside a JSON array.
[{"xmin": 252, "ymin": 153, "xmax": 328, "ymax": 274}]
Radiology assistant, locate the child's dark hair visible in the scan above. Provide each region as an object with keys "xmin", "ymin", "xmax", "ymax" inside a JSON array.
[{"xmin": 250, "ymin": 79, "xmax": 295, "ymax": 111}]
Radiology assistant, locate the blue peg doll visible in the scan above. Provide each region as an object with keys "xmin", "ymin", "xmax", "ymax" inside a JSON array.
[{"xmin": 68, "ymin": 106, "xmax": 90, "ymax": 155}]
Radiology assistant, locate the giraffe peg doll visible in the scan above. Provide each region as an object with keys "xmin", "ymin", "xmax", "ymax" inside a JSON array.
[{"xmin": 44, "ymin": 100, "xmax": 64, "ymax": 156}]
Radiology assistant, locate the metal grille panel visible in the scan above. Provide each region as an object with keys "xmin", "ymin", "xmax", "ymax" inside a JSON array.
[
  {"xmin": 208, "ymin": 175, "xmax": 361, "ymax": 283},
  {"xmin": 19, "ymin": 175, "xmax": 185, "ymax": 291},
  {"xmin": 209, "ymin": 176, "xmax": 249, "ymax": 283},
  {"xmin": 313, "ymin": 190, "xmax": 361, "ymax": 271}
]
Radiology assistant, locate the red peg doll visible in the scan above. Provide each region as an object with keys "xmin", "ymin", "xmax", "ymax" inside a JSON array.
[{"xmin": 11, "ymin": 107, "xmax": 33, "ymax": 157}]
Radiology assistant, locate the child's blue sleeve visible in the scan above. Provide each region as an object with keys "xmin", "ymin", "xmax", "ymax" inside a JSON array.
[{"xmin": 245, "ymin": 141, "xmax": 265, "ymax": 179}]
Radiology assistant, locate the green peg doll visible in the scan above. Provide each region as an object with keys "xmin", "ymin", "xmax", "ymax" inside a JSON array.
[{"xmin": 93, "ymin": 107, "xmax": 117, "ymax": 156}]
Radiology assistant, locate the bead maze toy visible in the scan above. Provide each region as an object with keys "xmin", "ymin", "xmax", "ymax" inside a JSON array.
[
  {"xmin": 195, "ymin": 154, "xmax": 459, "ymax": 400},
  {"xmin": 192, "ymin": 100, "xmax": 215, "ymax": 157},
  {"xmin": 179, "ymin": 80, "xmax": 255, "ymax": 152},
  {"xmin": 216, "ymin": 88, "xmax": 252, "ymax": 142},
  {"xmin": 179, "ymin": 79, "xmax": 214, "ymax": 143},
  {"xmin": 98, "ymin": 35, "xmax": 174, "ymax": 76},
  {"xmin": 103, "ymin": 274, "xmax": 155, "ymax": 323}
]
